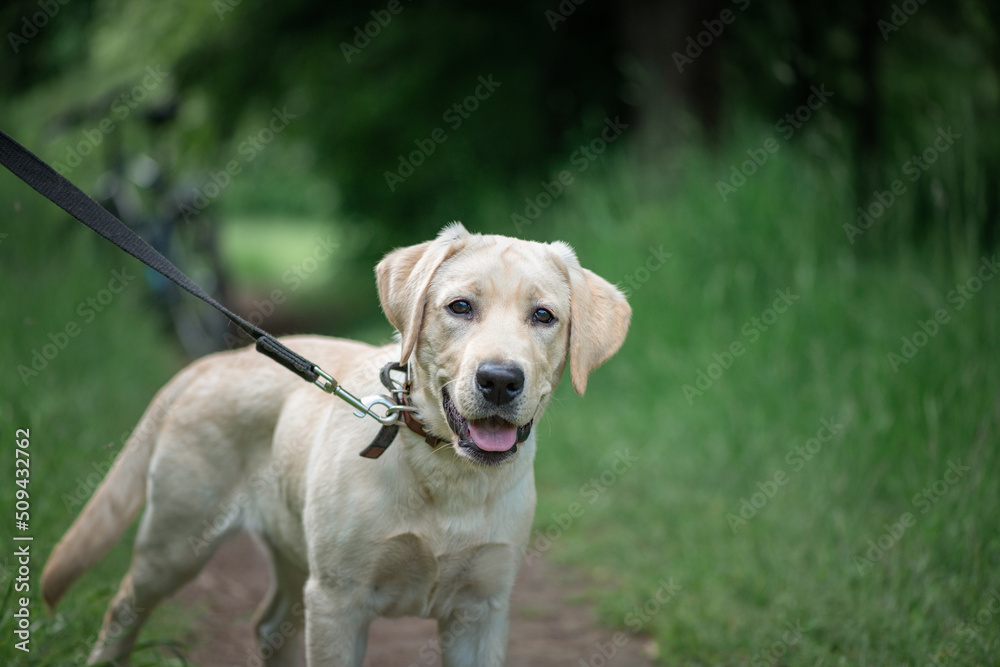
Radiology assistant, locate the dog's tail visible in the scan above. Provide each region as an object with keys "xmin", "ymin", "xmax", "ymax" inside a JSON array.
[{"xmin": 41, "ymin": 373, "xmax": 188, "ymax": 610}]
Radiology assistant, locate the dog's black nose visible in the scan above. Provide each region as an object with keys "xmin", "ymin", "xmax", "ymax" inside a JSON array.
[{"xmin": 476, "ymin": 362, "xmax": 525, "ymax": 406}]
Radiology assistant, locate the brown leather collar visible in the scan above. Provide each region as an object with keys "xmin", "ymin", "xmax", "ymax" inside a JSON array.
[
  {"xmin": 357, "ymin": 362, "xmax": 449, "ymax": 459},
  {"xmin": 380, "ymin": 361, "xmax": 448, "ymax": 448},
  {"xmin": 398, "ymin": 389, "xmax": 448, "ymax": 448}
]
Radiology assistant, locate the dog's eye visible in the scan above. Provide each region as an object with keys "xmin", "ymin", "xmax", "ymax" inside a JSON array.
[
  {"xmin": 448, "ymin": 299, "xmax": 472, "ymax": 316},
  {"xmin": 532, "ymin": 308, "xmax": 555, "ymax": 324}
]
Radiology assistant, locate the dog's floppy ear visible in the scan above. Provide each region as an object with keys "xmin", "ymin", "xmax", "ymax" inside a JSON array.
[
  {"xmin": 376, "ymin": 222, "xmax": 471, "ymax": 363},
  {"xmin": 550, "ymin": 241, "xmax": 632, "ymax": 395}
]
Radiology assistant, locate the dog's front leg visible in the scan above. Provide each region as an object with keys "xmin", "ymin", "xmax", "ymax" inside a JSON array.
[
  {"xmin": 439, "ymin": 601, "xmax": 510, "ymax": 667},
  {"xmin": 304, "ymin": 576, "xmax": 372, "ymax": 666}
]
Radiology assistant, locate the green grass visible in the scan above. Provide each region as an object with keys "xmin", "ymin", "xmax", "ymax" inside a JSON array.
[
  {"xmin": 518, "ymin": 142, "xmax": 1000, "ymax": 665},
  {"xmin": 0, "ymin": 178, "xmax": 193, "ymax": 665},
  {"xmin": 3, "ymin": 123, "xmax": 998, "ymax": 665}
]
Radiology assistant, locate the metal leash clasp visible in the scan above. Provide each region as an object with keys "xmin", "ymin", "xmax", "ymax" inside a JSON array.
[
  {"xmin": 313, "ymin": 366, "xmax": 414, "ymax": 426},
  {"xmin": 312, "ymin": 366, "xmax": 339, "ymax": 394}
]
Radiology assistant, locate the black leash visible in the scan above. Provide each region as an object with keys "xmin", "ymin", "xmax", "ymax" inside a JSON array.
[{"xmin": 0, "ymin": 129, "xmax": 403, "ymax": 440}]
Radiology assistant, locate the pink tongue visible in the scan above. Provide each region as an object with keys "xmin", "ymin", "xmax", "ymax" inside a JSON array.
[{"xmin": 468, "ymin": 421, "xmax": 518, "ymax": 452}]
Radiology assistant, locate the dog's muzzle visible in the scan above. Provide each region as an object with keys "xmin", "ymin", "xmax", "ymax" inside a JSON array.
[{"xmin": 442, "ymin": 389, "xmax": 532, "ymax": 465}]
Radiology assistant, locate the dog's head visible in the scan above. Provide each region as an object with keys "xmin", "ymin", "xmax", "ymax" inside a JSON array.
[{"xmin": 376, "ymin": 223, "xmax": 631, "ymax": 466}]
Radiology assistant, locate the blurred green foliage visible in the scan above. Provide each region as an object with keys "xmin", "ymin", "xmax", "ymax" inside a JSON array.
[
  {"xmin": 2, "ymin": 0, "xmax": 1000, "ymax": 664},
  {"xmin": 5, "ymin": 0, "xmax": 997, "ymax": 253}
]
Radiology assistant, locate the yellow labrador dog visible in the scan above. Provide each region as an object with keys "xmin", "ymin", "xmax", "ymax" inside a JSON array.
[{"xmin": 41, "ymin": 223, "xmax": 631, "ymax": 666}]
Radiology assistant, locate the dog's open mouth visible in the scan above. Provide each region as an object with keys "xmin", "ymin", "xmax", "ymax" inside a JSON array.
[{"xmin": 442, "ymin": 389, "xmax": 532, "ymax": 464}]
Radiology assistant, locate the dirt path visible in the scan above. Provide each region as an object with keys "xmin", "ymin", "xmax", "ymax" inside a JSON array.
[{"xmin": 172, "ymin": 534, "xmax": 658, "ymax": 666}]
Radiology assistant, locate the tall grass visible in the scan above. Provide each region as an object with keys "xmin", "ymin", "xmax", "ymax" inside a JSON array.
[
  {"xmin": 0, "ymin": 178, "xmax": 190, "ymax": 664},
  {"xmin": 517, "ymin": 133, "xmax": 1000, "ymax": 664}
]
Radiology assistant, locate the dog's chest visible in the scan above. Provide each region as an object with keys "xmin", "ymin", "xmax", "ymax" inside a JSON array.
[{"xmin": 365, "ymin": 533, "xmax": 519, "ymax": 619}]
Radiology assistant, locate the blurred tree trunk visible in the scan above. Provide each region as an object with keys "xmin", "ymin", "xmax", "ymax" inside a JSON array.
[
  {"xmin": 982, "ymin": 2, "xmax": 1000, "ymax": 249},
  {"xmin": 620, "ymin": 0, "xmax": 722, "ymax": 150},
  {"xmin": 848, "ymin": 1, "xmax": 884, "ymax": 241},
  {"xmin": 853, "ymin": 1, "xmax": 881, "ymax": 187}
]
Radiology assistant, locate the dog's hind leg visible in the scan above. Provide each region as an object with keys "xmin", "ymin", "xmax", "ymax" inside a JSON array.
[
  {"xmin": 87, "ymin": 441, "xmax": 244, "ymax": 664},
  {"xmin": 87, "ymin": 519, "xmax": 227, "ymax": 664},
  {"xmin": 252, "ymin": 536, "xmax": 308, "ymax": 667}
]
